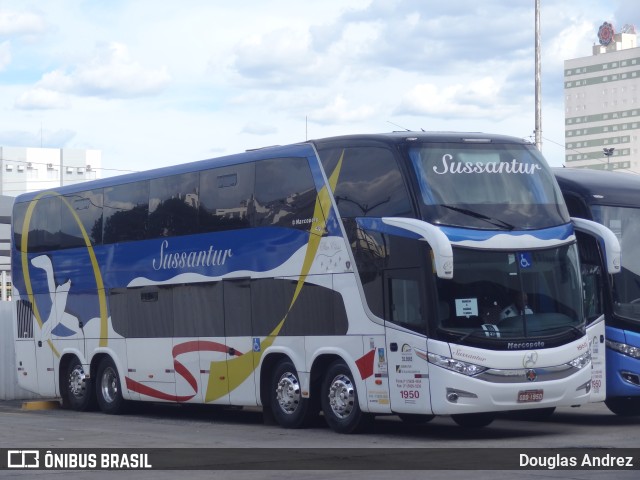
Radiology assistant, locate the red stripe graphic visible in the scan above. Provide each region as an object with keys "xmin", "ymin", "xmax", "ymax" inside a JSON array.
[{"xmin": 125, "ymin": 340, "xmax": 245, "ymax": 402}]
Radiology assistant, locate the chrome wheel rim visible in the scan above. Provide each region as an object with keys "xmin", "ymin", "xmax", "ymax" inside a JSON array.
[
  {"xmin": 101, "ymin": 367, "xmax": 118, "ymax": 404},
  {"xmin": 327, "ymin": 374, "xmax": 355, "ymax": 419},
  {"xmin": 69, "ymin": 365, "xmax": 87, "ymax": 399},
  {"xmin": 275, "ymin": 371, "xmax": 301, "ymax": 415}
]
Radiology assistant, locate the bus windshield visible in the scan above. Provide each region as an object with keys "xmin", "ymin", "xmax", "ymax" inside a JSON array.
[
  {"xmin": 407, "ymin": 142, "xmax": 569, "ymax": 230},
  {"xmin": 434, "ymin": 243, "xmax": 584, "ymax": 348},
  {"xmin": 592, "ymin": 205, "xmax": 640, "ymax": 324}
]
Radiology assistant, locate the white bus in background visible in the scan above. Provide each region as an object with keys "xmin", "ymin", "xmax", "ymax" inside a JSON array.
[{"xmin": 12, "ymin": 132, "xmax": 619, "ymax": 432}]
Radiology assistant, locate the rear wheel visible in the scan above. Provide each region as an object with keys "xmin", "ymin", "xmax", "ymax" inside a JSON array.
[
  {"xmin": 96, "ymin": 357, "xmax": 127, "ymax": 414},
  {"xmin": 605, "ymin": 397, "xmax": 640, "ymax": 416},
  {"xmin": 63, "ymin": 358, "xmax": 96, "ymax": 411},
  {"xmin": 321, "ymin": 361, "xmax": 372, "ymax": 434},
  {"xmin": 270, "ymin": 360, "xmax": 317, "ymax": 428},
  {"xmin": 451, "ymin": 412, "xmax": 494, "ymax": 428}
]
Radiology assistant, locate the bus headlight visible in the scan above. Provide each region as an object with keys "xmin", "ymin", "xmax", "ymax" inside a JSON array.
[
  {"xmin": 569, "ymin": 351, "xmax": 591, "ymax": 369},
  {"xmin": 427, "ymin": 352, "xmax": 487, "ymax": 376},
  {"xmin": 606, "ymin": 339, "xmax": 640, "ymax": 359}
]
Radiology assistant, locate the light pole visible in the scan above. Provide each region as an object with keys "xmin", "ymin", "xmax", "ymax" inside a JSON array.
[{"xmin": 603, "ymin": 147, "xmax": 615, "ymax": 169}]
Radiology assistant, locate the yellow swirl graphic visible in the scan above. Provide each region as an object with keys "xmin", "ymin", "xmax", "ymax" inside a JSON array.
[
  {"xmin": 205, "ymin": 152, "xmax": 345, "ymax": 402},
  {"xmin": 20, "ymin": 192, "xmax": 109, "ymax": 356}
]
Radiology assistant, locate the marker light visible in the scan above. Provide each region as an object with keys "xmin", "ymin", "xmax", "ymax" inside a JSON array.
[
  {"xmin": 606, "ymin": 339, "xmax": 640, "ymax": 360},
  {"xmin": 569, "ymin": 351, "xmax": 592, "ymax": 369},
  {"xmin": 427, "ymin": 353, "xmax": 487, "ymax": 376}
]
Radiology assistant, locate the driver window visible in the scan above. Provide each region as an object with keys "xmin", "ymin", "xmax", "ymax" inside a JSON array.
[{"xmin": 576, "ymin": 231, "xmax": 605, "ymax": 323}]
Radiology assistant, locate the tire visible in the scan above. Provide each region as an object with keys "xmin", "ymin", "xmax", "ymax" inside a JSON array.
[
  {"xmin": 321, "ymin": 361, "xmax": 373, "ymax": 434},
  {"xmin": 398, "ymin": 414, "xmax": 435, "ymax": 425},
  {"xmin": 451, "ymin": 412, "xmax": 494, "ymax": 428},
  {"xmin": 270, "ymin": 360, "xmax": 317, "ymax": 428},
  {"xmin": 63, "ymin": 358, "xmax": 96, "ymax": 411},
  {"xmin": 96, "ymin": 357, "xmax": 127, "ymax": 414},
  {"xmin": 605, "ymin": 397, "xmax": 640, "ymax": 417}
]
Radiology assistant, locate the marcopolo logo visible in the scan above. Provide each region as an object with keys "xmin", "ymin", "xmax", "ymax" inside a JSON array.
[{"xmin": 7, "ymin": 450, "xmax": 39, "ymax": 468}]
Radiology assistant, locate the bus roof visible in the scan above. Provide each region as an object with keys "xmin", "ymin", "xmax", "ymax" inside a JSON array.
[
  {"xmin": 15, "ymin": 131, "xmax": 533, "ymax": 203},
  {"xmin": 553, "ymin": 167, "xmax": 640, "ymax": 207},
  {"xmin": 309, "ymin": 131, "xmax": 533, "ymax": 147},
  {"xmin": 14, "ymin": 142, "xmax": 316, "ymax": 203}
]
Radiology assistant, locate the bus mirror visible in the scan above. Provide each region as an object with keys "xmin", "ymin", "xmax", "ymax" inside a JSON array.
[
  {"xmin": 382, "ymin": 217, "xmax": 454, "ymax": 279},
  {"xmin": 571, "ymin": 217, "xmax": 621, "ymax": 275}
]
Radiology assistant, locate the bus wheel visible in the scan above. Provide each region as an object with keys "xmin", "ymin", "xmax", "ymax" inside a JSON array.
[
  {"xmin": 605, "ymin": 397, "xmax": 640, "ymax": 416},
  {"xmin": 64, "ymin": 358, "xmax": 96, "ymax": 411},
  {"xmin": 451, "ymin": 413, "xmax": 494, "ymax": 428},
  {"xmin": 321, "ymin": 361, "xmax": 372, "ymax": 434},
  {"xmin": 96, "ymin": 357, "xmax": 127, "ymax": 415},
  {"xmin": 270, "ymin": 360, "xmax": 315, "ymax": 428},
  {"xmin": 398, "ymin": 414, "xmax": 435, "ymax": 424}
]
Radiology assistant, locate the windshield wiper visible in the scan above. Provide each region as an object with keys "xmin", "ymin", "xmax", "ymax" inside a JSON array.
[{"xmin": 440, "ymin": 205, "xmax": 515, "ymax": 230}]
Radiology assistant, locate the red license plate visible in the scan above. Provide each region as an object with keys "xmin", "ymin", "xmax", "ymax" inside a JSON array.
[{"xmin": 517, "ymin": 389, "xmax": 544, "ymax": 403}]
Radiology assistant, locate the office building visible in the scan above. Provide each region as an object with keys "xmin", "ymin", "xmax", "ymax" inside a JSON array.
[{"xmin": 564, "ymin": 22, "xmax": 640, "ymax": 173}]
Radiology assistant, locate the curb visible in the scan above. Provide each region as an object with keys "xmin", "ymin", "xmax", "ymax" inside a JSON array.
[{"xmin": 21, "ymin": 400, "xmax": 60, "ymax": 410}]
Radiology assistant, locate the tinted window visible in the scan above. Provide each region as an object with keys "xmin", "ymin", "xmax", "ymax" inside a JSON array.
[
  {"xmin": 103, "ymin": 181, "xmax": 149, "ymax": 243},
  {"xmin": 318, "ymin": 147, "xmax": 412, "ymax": 218},
  {"xmin": 61, "ymin": 189, "xmax": 103, "ymax": 248},
  {"xmin": 27, "ymin": 196, "xmax": 61, "ymax": 253},
  {"xmin": 254, "ymin": 157, "xmax": 317, "ymax": 230},
  {"xmin": 200, "ymin": 163, "xmax": 255, "ymax": 232},
  {"xmin": 148, "ymin": 173, "xmax": 199, "ymax": 238}
]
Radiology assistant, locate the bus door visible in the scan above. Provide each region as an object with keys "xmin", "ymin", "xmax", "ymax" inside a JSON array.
[
  {"xmin": 572, "ymin": 218, "xmax": 622, "ymax": 402},
  {"xmin": 13, "ymin": 298, "xmax": 41, "ymax": 394},
  {"xmin": 384, "ymin": 269, "xmax": 432, "ymax": 415},
  {"xmin": 205, "ymin": 279, "xmax": 258, "ymax": 406}
]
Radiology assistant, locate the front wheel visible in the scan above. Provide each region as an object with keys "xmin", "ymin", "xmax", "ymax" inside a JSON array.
[
  {"xmin": 270, "ymin": 360, "xmax": 317, "ymax": 428},
  {"xmin": 321, "ymin": 361, "xmax": 372, "ymax": 434},
  {"xmin": 451, "ymin": 412, "xmax": 494, "ymax": 428},
  {"xmin": 63, "ymin": 358, "xmax": 96, "ymax": 411},
  {"xmin": 96, "ymin": 357, "xmax": 127, "ymax": 414},
  {"xmin": 605, "ymin": 397, "xmax": 640, "ymax": 416}
]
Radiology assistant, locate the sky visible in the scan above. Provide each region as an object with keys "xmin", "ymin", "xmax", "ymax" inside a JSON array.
[{"xmin": 0, "ymin": 0, "xmax": 638, "ymax": 177}]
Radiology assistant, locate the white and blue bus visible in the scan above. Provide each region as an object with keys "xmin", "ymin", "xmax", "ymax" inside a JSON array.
[
  {"xmin": 555, "ymin": 167, "xmax": 640, "ymax": 416},
  {"xmin": 12, "ymin": 132, "xmax": 617, "ymax": 432}
]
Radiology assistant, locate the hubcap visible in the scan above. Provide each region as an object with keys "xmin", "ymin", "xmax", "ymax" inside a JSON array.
[
  {"xmin": 101, "ymin": 367, "xmax": 118, "ymax": 404},
  {"xmin": 276, "ymin": 372, "xmax": 301, "ymax": 414},
  {"xmin": 328, "ymin": 374, "xmax": 355, "ymax": 419},
  {"xmin": 69, "ymin": 365, "xmax": 87, "ymax": 398}
]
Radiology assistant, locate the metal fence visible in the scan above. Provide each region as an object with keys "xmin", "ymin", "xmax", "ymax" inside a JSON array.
[{"xmin": 0, "ymin": 302, "xmax": 41, "ymax": 400}]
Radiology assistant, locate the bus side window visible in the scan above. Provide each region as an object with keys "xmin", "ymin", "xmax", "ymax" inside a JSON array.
[
  {"xmin": 387, "ymin": 275, "xmax": 424, "ymax": 334},
  {"xmin": 199, "ymin": 163, "xmax": 255, "ymax": 233},
  {"xmin": 148, "ymin": 173, "xmax": 199, "ymax": 238},
  {"xmin": 253, "ymin": 157, "xmax": 317, "ymax": 230},
  {"xmin": 103, "ymin": 181, "xmax": 150, "ymax": 244}
]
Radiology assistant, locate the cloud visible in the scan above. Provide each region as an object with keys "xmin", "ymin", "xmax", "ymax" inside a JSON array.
[
  {"xmin": 309, "ymin": 94, "xmax": 377, "ymax": 125},
  {"xmin": 0, "ymin": 10, "xmax": 46, "ymax": 36},
  {"xmin": 395, "ymin": 78, "xmax": 516, "ymax": 119},
  {"xmin": 0, "ymin": 128, "xmax": 75, "ymax": 148},
  {"xmin": 231, "ymin": 28, "xmax": 314, "ymax": 86},
  {"xmin": 16, "ymin": 42, "xmax": 171, "ymax": 109},
  {"xmin": 14, "ymin": 87, "xmax": 71, "ymax": 110},
  {"xmin": 0, "ymin": 41, "xmax": 10, "ymax": 71},
  {"xmin": 241, "ymin": 122, "xmax": 278, "ymax": 135}
]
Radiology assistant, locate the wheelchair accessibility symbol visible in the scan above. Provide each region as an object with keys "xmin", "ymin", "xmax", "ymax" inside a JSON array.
[{"xmin": 518, "ymin": 252, "xmax": 533, "ymax": 269}]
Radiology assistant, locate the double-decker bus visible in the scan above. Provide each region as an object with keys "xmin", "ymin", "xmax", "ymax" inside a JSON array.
[
  {"xmin": 12, "ymin": 132, "xmax": 618, "ymax": 432},
  {"xmin": 555, "ymin": 167, "xmax": 640, "ymax": 416}
]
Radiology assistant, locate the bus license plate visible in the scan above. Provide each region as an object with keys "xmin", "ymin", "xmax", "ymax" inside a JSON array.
[{"xmin": 517, "ymin": 389, "xmax": 543, "ymax": 403}]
